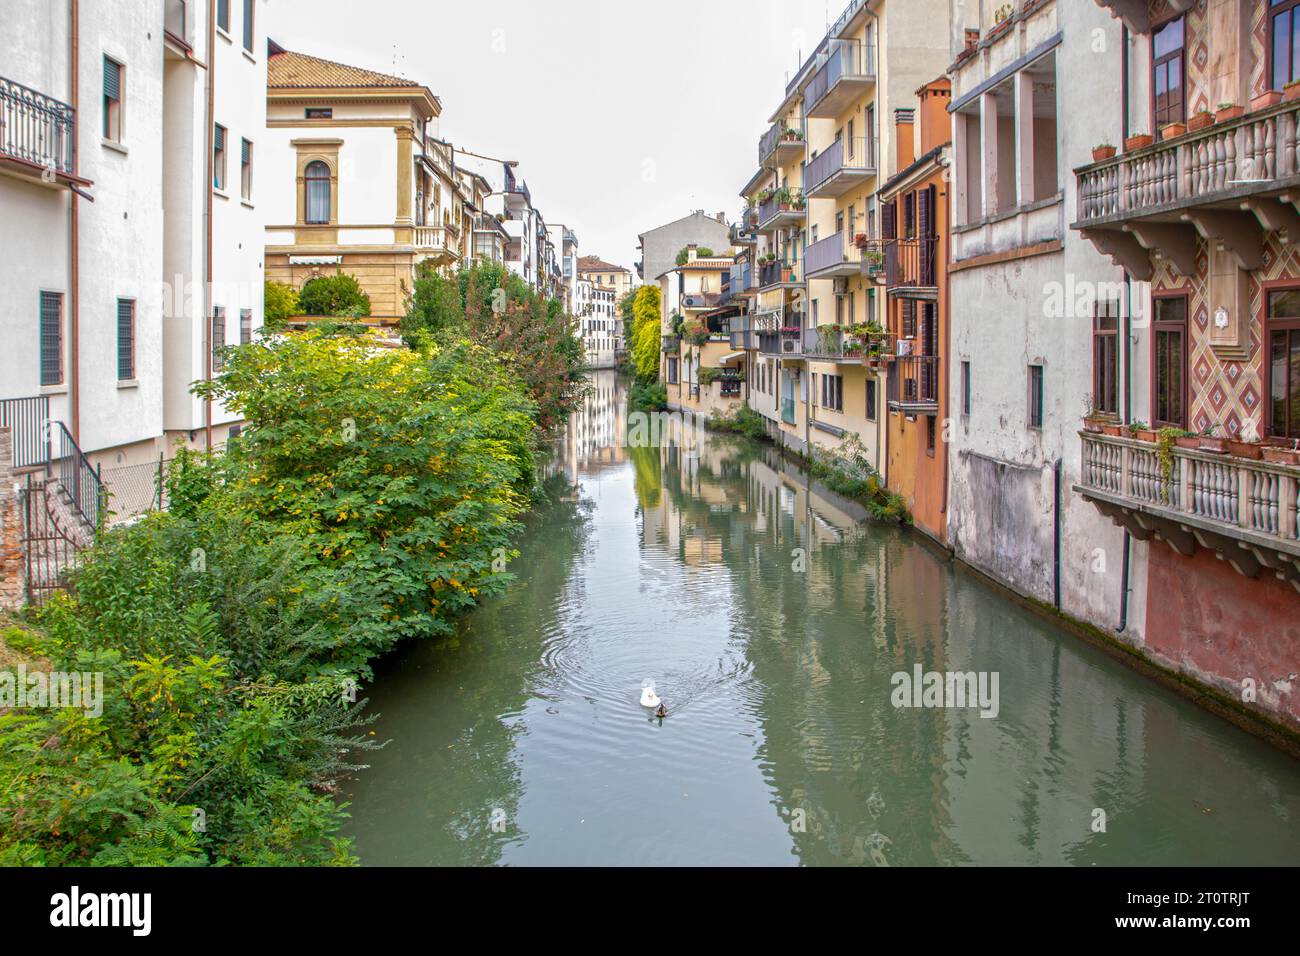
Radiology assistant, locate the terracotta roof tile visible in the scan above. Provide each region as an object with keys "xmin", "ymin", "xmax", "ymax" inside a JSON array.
[{"xmin": 268, "ymin": 49, "xmax": 420, "ymax": 90}]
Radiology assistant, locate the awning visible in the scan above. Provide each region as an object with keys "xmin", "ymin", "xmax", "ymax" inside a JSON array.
[{"xmin": 719, "ymin": 352, "xmax": 745, "ymax": 365}]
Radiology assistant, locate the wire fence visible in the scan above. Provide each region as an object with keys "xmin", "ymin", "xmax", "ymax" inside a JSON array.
[{"xmin": 99, "ymin": 456, "xmax": 166, "ymax": 526}]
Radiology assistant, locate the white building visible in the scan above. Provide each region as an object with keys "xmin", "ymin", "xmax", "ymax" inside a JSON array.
[
  {"xmin": 0, "ymin": 0, "xmax": 267, "ymax": 521},
  {"xmin": 575, "ymin": 277, "xmax": 618, "ymax": 369}
]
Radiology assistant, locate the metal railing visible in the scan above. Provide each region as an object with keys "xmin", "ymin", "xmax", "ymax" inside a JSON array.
[
  {"xmin": 865, "ymin": 237, "xmax": 938, "ymax": 289},
  {"xmin": 805, "ymin": 137, "xmax": 877, "ymax": 195},
  {"xmin": 759, "ymin": 119, "xmax": 806, "ymax": 166},
  {"xmin": 801, "ymin": 324, "xmax": 893, "ymax": 362},
  {"xmin": 165, "ymin": 0, "xmax": 188, "ymax": 43},
  {"xmin": 759, "ymin": 259, "xmax": 802, "ymax": 287},
  {"xmin": 806, "ymin": 39, "xmax": 876, "ymax": 114},
  {"xmin": 757, "ymin": 194, "xmax": 806, "ymax": 228},
  {"xmin": 804, "ymin": 231, "xmax": 866, "ymax": 276},
  {"xmin": 887, "ymin": 355, "xmax": 940, "ymax": 411},
  {"xmin": 662, "ymin": 334, "xmax": 681, "ymax": 352},
  {"xmin": 0, "ymin": 74, "xmax": 75, "ymax": 175},
  {"xmin": 51, "ymin": 421, "xmax": 104, "ymax": 531},
  {"xmin": 1080, "ymin": 432, "xmax": 1300, "ymax": 550},
  {"xmin": 0, "ymin": 396, "xmax": 51, "ymax": 469}
]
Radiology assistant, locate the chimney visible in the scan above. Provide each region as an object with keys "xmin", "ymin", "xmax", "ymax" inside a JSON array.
[
  {"xmin": 964, "ymin": 29, "xmax": 979, "ymax": 52},
  {"xmin": 895, "ymin": 108, "xmax": 916, "ymax": 172},
  {"xmin": 687, "ymin": 244, "xmax": 698, "ymax": 263},
  {"xmin": 917, "ymin": 78, "xmax": 952, "ymax": 155}
]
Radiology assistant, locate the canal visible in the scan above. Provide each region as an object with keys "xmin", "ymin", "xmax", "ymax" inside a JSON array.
[{"xmin": 342, "ymin": 370, "xmax": 1300, "ymax": 866}]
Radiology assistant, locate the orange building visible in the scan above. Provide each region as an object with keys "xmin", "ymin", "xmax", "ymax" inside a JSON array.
[{"xmin": 877, "ymin": 79, "xmax": 951, "ymax": 544}]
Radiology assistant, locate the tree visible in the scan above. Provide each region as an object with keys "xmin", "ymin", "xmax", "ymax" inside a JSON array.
[
  {"xmin": 264, "ymin": 280, "xmax": 299, "ymax": 328},
  {"xmin": 401, "ymin": 263, "xmax": 464, "ymax": 338},
  {"xmin": 629, "ymin": 285, "xmax": 663, "ymax": 382},
  {"xmin": 298, "ymin": 272, "xmax": 372, "ymax": 317}
]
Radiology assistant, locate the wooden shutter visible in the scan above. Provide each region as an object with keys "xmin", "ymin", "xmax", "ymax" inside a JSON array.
[
  {"xmin": 903, "ymin": 299, "xmax": 916, "ymax": 339},
  {"xmin": 918, "ymin": 187, "xmax": 933, "ymax": 284},
  {"xmin": 117, "ymin": 299, "xmax": 135, "ymax": 380},
  {"xmin": 40, "ymin": 292, "xmax": 62, "ymax": 386},
  {"xmin": 882, "ymin": 200, "xmax": 896, "ymax": 240}
]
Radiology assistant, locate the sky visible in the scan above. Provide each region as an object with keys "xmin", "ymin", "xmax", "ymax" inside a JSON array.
[{"xmin": 265, "ymin": 0, "xmax": 840, "ymax": 273}]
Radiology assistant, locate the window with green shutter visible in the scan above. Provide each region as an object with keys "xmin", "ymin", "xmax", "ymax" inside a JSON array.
[
  {"xmin": 217, "ymin": 0, "xmax": 229, "ymax": 31},
  {"xmin": 212, "ymin": 307, "xmax": 226, "ymax": 371},
  {"xmin": 242, "ymin": 0, "xmax": 254, "ymax": 51},
  {"xmin": 40, "ymin": 292, "xmax": 63, "ymax": 386},
  {"xmin": 214, "ymin": 124, "xmax": 226, "ymax": 190},
  {"xmin": 117, "ymin": 298, "xmax": 135, "ymax": 380},
  {"xmin": 103, "ymin": 57, "xmax": 122, "ymax": 141}
]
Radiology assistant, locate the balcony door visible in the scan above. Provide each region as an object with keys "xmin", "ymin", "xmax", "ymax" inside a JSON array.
[
  {"xmin": 1151, "ymin": 295, "xmax": 1187, "ymax": 429},
  {"xmin": 1151, "ymin": 15, "xmax": 1185, "ymax": 129},
  {"xmin": 1267, "ymin": 288, "xmax": 1300, "ymax": 439},
  {"xmin": 1271, "ymin": 0, "xmax": 1300, "ymax": 92}
]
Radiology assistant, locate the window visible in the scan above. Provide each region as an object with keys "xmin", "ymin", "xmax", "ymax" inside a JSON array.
[
  {"xmin": 666, "ymin": 357, "xmax": 679, "ymax": 384},
  {"xmin": 212, "ymin": 307, "xmax": 226, "ymax": 372},
  {"xmin": 1028, "ymin": 364, "xmax": 1044, "ymax": 428},
  {"xmin": 213, "ymin": 124, "xmax": 226, "ymax": 190},
  {"xmin": 866, "ymin": 378, "xmax": 877, "ymax": 421},
  {"xmin": 1093, "ymin": 299, "xmax": 1120, "ymax": 417},
  {"xmin": 821, "ymin": 374, "xmax": 843, "ymax": 412},
  {"xmin": 961, "ymin": 360, "xmax": 971, "ymax": 416},
  {"xmin": 217, "ymin": 0, "xmax": 229, "ymax": 32},
  {"xmin": 1152, "ymin": 296, "xmax": 1187, "ymax": 428},
  {"xmin": 1271, "ymin": 0, "xmax": 1300, "ymax": 91},
  {"xmin": 926, "ymin": 415, "xmax": 936, "ymax": 453},
  {"xmin": 241, "ymin": 138, "xmax": 252, "ymax": 201},
  {"xmin": 1266, "ymin": 288, "xmax": 1300, "ymax": 439},
  {"xmin": 305, "ymin": 160, "xmax": 331, "ymax": 224},
  {"xmin": 117, "ymin": 298, "xmax": 135, "ymax": 380},
  {"xmin": 305, "ymin": 107, "xmax": 333, "ymax": 119},
  {"xmin": 242, "ymin": 0, "xmax": 254, "ymax": 52},
  {"xmin": 103, "ymin": 56, "xmax": 123, "ymax": 142},
  {"xmin": 240, "ymin": 309, "xmax": 252, "ymax": 345},
  {"xmin": 40, "ymin": 292, "xmax": 63, "ymax": 386},
  {"xmin": 1152, "ymin": 15, "xmax": 1185, "ymax": 129},
  {"xmin": 902, "ymin": 299, "xmax": 916, "ymax": 339}
]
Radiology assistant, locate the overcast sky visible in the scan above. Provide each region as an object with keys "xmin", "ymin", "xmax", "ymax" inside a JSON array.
[{"xmin": 266, "ymin": 0, "xmax": 839, "ymax": 271}]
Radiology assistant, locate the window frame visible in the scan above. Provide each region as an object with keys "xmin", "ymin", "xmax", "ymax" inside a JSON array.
[
  {"xmin": 1151, "ymin": 292, "xmax": 1189, "ymax": 429},
  {"xmin": 1268, "ymin": 0, "xmax": 1300, "ymax": 93},
  {"xmin": 1027, "ymin": 364, "xmax": 1045, "ymax": 429},
  {"xmin": 242, "ymin": 0, "xmax": 255, "ymax": 52},
  {"xmin": 39, "ymin": 291, "xmax": 64, "ymax": 387},
  {"xmin": 103, "ymin": 55, "xmax": 124, "ymax": 143},
  {"xmin": 1264, "ymin": 281, "xmax": 1300, "ymax": 439},
  {"xmin": 213, "ymin": 123, "xmax": 227, "ymax": 191},
  {"xmin": 1093, "ymin": 299, "xmax": 1120, "ymax": 417},
  {"xmin": 1150, "ymin": 14, "xmax": 1186, "ymax": 130},
  {"xmin": 216, "ymin": 0, "xmax": 230, "ymax": 33},
  {"xmin": 240, "ymin": 138, "xmax": 253, "ymax": 201},
  {"xmin": 961, "ymin": 359, "xmax": 971, "ymax": 416},
  {"xmin": 211, "ymin": 306, "xmax": 227, "ymax": 373},
  {"xmin": 117, "ymin": 297, "xmax": 136, "ymax": 381},
  {"xmin": 304, "ymin": 160, "xmax": 332, "ymax": 225}
]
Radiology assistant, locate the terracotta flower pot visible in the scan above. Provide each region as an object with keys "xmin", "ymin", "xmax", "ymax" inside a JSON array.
[
  {"xmin": 1083, "ymin": 417, "xmax": 1105, "ymax": 434},
  {"xmin": 1092, "ymin": 145, "xmax": 1117, "ymax": 162},
  {"xmin": 1102, "ymin": 424, "xmax": 1124, "ymax": 437},
  {"xmin": 1187, "ymin": 112, "xmax": 1215, "ymax": 132},
  {"xmin": 1215, "ymin": 105, "xmax": 1244, "ymax": 122},
  {"xmin": 1251, "ymin": 90, "xmax": 1283, "ymax": 111},
  {"xmin": 1226, "ymin": 439, "xmax": 1263, "ymax": 460},
  {"xmin": 1175, "ymin": 436, "xmax": 1201, "ymax": 450},
  {"xmin": 1132, "ymin": 428, "xmax": 1158, "ymax": 442},
  {"xmin": 1200, "ymin": 436, "xmax": 1229, "ymax": 454},
  {"xmin": 1261, "ymin": 445, "xmax": 1300, "ymax": 465},
  {"xmin": 1160, "ymin": 122, "xmax": 1187, "ymax": 141},
  {"xmin": 1286, "ymin": 83, "xmax": 1300, "ymax": 103},
  {"xmin": 1124, "ymin": 134, "xmax": 1153, "ymax": 151}
]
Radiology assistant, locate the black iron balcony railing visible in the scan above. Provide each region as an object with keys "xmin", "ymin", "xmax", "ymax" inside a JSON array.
[
  {"xmin": 759, "ymin": 119, "xmax": 806, "ymax": 167},
  {"xmin": 0, "ymin": 75, "xmax": 76, "ymax": 175},
  {"xmin": 662, "ymin": 334, "xmax": 681, "ymax": 353},
  {"xmin": 0, "ymin": 396, "xmax": 51, "ymax": 470},
  {"xmin": 866, "ymin": 237, "xmax": 938, "ymax": 290},
  {"xmin": 887, "ymin": 354, "xmax": 940, "ymax": 412}
]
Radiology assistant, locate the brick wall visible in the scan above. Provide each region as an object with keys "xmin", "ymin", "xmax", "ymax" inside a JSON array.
[{"xmin": 0, "ymin": 429, "xmax": 24, "ymax": 608}]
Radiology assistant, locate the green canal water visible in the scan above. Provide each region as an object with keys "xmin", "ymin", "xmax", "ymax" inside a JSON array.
[{"xmin": 341, "ymin": 370, "xmax": 1300, "ymax": 866}]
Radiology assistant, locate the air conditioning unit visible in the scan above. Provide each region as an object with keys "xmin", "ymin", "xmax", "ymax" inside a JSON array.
[
  {"xmin": 896, "ymin": 339, "xmax": 912, "ymax": 357},
  {"xmin": 782, "ymin": 339, "xmax": 798, "ymax": 353},
  {"xmin": 832, "ymin": 277, "xmax": 849, "ymax": 295}
]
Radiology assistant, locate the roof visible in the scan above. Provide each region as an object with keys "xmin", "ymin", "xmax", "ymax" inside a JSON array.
[
  {"xmin": 268, "ymin": 49, "xmax": 422, "ymax": 89},
  {"xmin": 678, "ymin": 258, "xmax": 735, "ymax": 270},
  {"xmin": 878, "ymin": 144, "xmax": 949, "ymax": 197},
  {"xmin": 577, "ymin": 255, "xmax": 629, "ymax": 274}
]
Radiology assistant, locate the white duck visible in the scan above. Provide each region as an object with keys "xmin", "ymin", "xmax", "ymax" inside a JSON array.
[{"xmin": 640, "ymin": 680, "xmax": 661, "ymax": 709}]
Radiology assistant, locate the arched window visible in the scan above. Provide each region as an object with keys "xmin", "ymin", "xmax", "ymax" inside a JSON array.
[{"xmin": 304, "ymin": 161, "xmax": 331, "ymax": 224}]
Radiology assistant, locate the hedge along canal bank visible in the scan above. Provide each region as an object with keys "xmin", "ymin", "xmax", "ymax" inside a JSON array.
[{"xmin": 340, "ymin": 370, "xmax": 1300, "ymax": 865}]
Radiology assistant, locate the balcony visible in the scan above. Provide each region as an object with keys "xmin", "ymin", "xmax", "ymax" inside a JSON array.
[
  {"xmin": 758, "ymin": 258, "xmax": 802, "ymax": 289},
  {"xmin": 1093, "ymin": 0, "xmax": 1194, "ymax": 35},
  {"xmin": 414, "ymin": 225, "xmax": 454, "ymax": 259},
  {"xmin": 1077, "ymin": 432, "xmax": 1300, "ymax": 588},
  {"xmin": 805, "ymin": 39, "xmax": 876, "ymax": 119},
  {"xmin": 870, "ymin": 237, "xmax": 939, "ymax": 295},
  {"xmin": 0, "ymin": 396, "xmax": 51, "ymax": 470},
  {"xmin": 759, "ymin": 119, "xmax": 806, "ymax": 169},
  {"xmin": 800, "ymin": 324, "xmax": 893, "ymax": 365},
  {"xmin": 727, "ymin": 315, "xmax": 755, "ymax": 350},
  {"xmin": 730, "ymin": 218, "xmax": 758, "ymax": 245},
  {"xmin": 804, "ymin": 137, "xmax": 876, "ymax": 199},
  {"xmin": 0, "ymin": 75, "xmax": 76, "ymax": 182},
  {"xmin": 757, "ymin": 193, "xmax": 806, "ymax": 232},
  {"xmin": 721, "ymin": 263, "xmax": 754, "ymax": 305},
  {"xmin": 1073, "ymin": 98, "xmax": 1300, "ymax": 281},
  {"xmin": 757, "ymin": 313, "xmax": 805, "ymax": 358},
  {"xmin": 887, "ymin": 355, "xmax": 940, "ymax": 413},
  {"xmin": 682, "ymin": 292, "xmax": 722, "ymax": 311},
  {"xmin": 164, "ymin": 1, "xmax": 190, "ymax": 47},
  {"xmin": 804, "ymin": 231, "xmax": 865, "ymax": 279},
  {"xmin": 662, "ymin": 335, "xmax": 681, "ymax": 353}
]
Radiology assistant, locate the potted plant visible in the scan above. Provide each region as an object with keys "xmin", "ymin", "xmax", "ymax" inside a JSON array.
[
  {"xmin": 1188, "ymin": 109, "xmax": 1215, "ymax": 132},
  {"xmin": 1225, "ymin": 434, "xmax": 1264, "ymax": 460},
  {"xmin": 1262, "ymin": 439, "xmax": 1300, "ymax": 464},
  {"xmin": 1081, "ymin": 395, "xmax": 1115, "ymax": 433},
  {"xmin": 1092, "ymin": 143, "xmax": 1117, "ymax": 162},
  {"xmin": 1171, "ymin": 429, "xmax": 1200, "ymax": 450},
  {"xmin": 863, "ymin": 248, "xmax": 885, "ymax": 275},
  {"xmin": 1124, "ymin": 132, "xmax": 1154, "ymax": 151},
  {"xmin": 1216, "ymin": 102, "xmax": 1244, "ymax": 122},
  {"xmin": 784, "ymin": 126, "xmax": 801, "ymax": 141},
  {"xmin": 1287, "ymin": 80, "xmax": 1300, "ymax": 103},
  {"xmin": 1199, "ymin": 424, "xmax": 1228, "ymax": 454},
  {"xmin": 1252, "ymin": 89, "xmax": 1283, "ymax": 110},
  {"xmin": 1160, "ymin": 121, "xmax": 1186, "ymax": 141},
  {"xmin": 1128, "ymin": 420, "xmax": 1157, "ymax": 442},
  {"xmin": 1102, "ymin": 421, "xmax": 1125, "ymax": 437},
  {"xmin": 854, "ymin": 232, "xmax": 869, "ymax": 248}
]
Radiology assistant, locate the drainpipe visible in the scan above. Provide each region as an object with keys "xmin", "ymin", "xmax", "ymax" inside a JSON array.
[
  {"xmin": 203, "ymin": 0, "xmax": 215, "ymax": 450},
  {"xmin": 68, "ymin": 0, "xmax": 80, "ymax": 444},
  {"xmin": 1053, "ymin": 458, "xmax": 1062, "ymax": 610},
  {"xmin": 1118, "ymin": 30, "xmax": 1134, "ymax": 634},
  {"xmin": 941, "ymin": 156, "xmax": 952, "ymax": 530}
]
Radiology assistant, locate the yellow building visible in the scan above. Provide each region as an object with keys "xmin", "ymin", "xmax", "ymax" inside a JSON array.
[
  {"xmin": 264, "ymin": 48, "xmax": 455, "ymax": 325},
  {"xmin": 659, "ymin": 249, "xmax": 744, "ymax": 419}
]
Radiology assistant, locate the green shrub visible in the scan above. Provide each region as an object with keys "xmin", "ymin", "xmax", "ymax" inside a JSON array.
[
  {"xmin": 297, "ymin": 272, "xmax": 372, "ymax": 318},
  {"xmin": 707, "ymin": 405, "xmax": 768, "ymax": 442},
  {"xmin": 263, "ymin": 280, "xmax": 300, "ymax": 328},
  {"xmin": 629, "ymin": 380, "xmax": 668, "ymax": 413}
]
